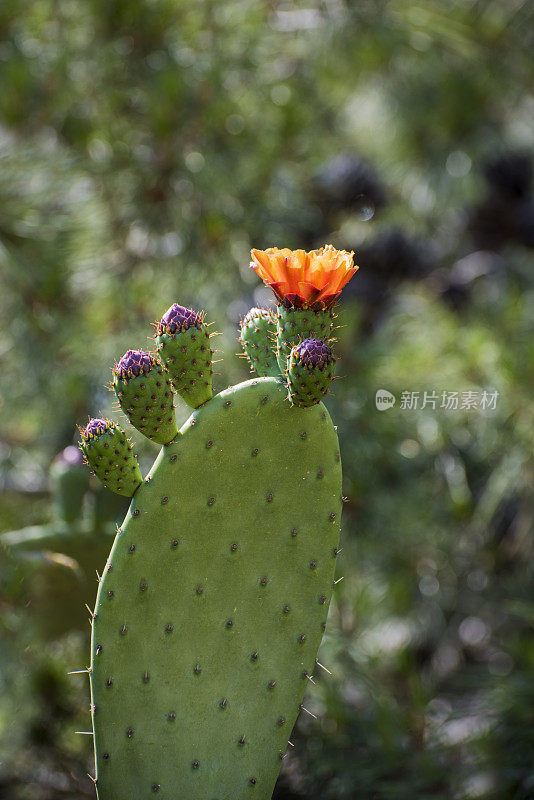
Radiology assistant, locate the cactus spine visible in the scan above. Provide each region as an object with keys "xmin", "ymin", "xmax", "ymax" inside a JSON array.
[{"xmin": 75, "ymin": 246, "xmax": 357, "ymax": 800}]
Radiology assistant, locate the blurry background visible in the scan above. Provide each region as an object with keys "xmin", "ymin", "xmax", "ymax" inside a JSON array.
[{"xmin": 1, "ymin": 0, "xmax": 533, "ymax": 798}]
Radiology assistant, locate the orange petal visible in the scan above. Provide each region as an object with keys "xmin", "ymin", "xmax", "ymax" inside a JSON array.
[
  {"xmin": 250, "ymin": 250, "xmax": 278, "ymax": 284},
  {"xmin": 297, "ymin": 281, "xmax": 322, "ymax": 303}
]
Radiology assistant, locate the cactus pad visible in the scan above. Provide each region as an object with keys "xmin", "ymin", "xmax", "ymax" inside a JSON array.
[
  {"xmin": 113, "ymin": 350, "xmax": 178, "ymax": 445},
  {"xmin": 50, "ymin": 445, "xmax": 90, "ymax": 524},
  {"xmin": 80, "ymin": 419, "xmax": 142, "ymax": 497},
  {"xmin": 239, "ymin": 307, "xmax": 279, "ymax": 378},
  {"xmin": 155, "ymin": 304, "xmax": 213, "ymax": 409},
  {"xmin": 89, "ymin": 378, "xmax": 342, "ymax": 800}
]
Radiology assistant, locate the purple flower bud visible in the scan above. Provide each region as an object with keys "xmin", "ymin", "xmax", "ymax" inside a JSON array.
[
  {"xmin": 83, "ymin": 418, "xmax": 112, "ymax": 440},
  {"xmin": 114, "ymin": 349, "xmax": 155, "ymax": 379},
  {"xmin": 158, "ymin": 304, "xmax": 201, "ymax": 335},
  {"xmin": 294, "ymin": 338, "xmax": 333, "ymax": 369}
]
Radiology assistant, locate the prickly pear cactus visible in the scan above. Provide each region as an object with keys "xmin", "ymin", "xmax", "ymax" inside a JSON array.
[
  {"xmin": 50, "ymin": 445, "xmax": 90, "ymax": 524},
  {"xmin": 78, "ymin": 245, "xmax": 357, "ymax": 800}
]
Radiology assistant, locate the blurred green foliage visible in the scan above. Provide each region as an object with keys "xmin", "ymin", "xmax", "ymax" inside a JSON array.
[{"xmin": 0, "ymin": 1, "xmax": 533, "ymax": 798}]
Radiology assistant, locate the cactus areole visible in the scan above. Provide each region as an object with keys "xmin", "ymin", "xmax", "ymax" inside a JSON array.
[{"xmin": 77, "ymin": 245, "xmax": 357, "ymax": 800}]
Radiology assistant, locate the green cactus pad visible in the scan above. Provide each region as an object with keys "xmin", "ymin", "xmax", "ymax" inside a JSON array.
[
  {"xmin": 50, "ymin": 447, "xmax": 90, "ymax": 524},
  {"xmin": 239, "ymin": 307, "xmax": 279, "ymax": 378},
  {"xmin": 276, "ymin": 306, "xmax": 335, "ymax": 373},
  {"xmin": 89, "ymin": 378, "xmax": 342, "ymax": 800},
  {"xmin": 113, "ymin": 351, "xmax": 178, "ymax": 445},
  {"xmin": 155, "ymin": 306, "xmax": 213, "ymax": 409},
  {"xmin": 288, "ymin": 339, "xmax": 336, "ymax": 407},
  {"xmin": 80, "ymin": 420, "xmax": 142, "ymax": 498}
]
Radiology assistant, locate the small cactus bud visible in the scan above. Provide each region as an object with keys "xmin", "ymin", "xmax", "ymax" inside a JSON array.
[
  {"xmin": 83, "ymin": 418, "xmax": 112, "ymax": 439},
  {"xmin": 158, "ymin": 304, "xmax": 202, "ymax": 335},
  {"xmin": 79, "ymin": 418, "xmax": 142, "ymax": 497},
  {"xmin": 114, "ymin": 350, "xmax": 155, "ymax": 380},
  {"xmin": 287, "ymin": 338, "xmax": 336, "ymax": 408},
  {"xmin": 156, "ymin": 304, "xmax": 213, "ymax": 409},
  {"xmin": 239, "ymin": 307, "xmax": 279, "ymax": 378},
  {"xmin": 112, "ymin": 351, "xmax": 178, "ymax": 445},
  {"xmin": 293, "ymin": 339, "xmax": 333, "ymax": 370}
]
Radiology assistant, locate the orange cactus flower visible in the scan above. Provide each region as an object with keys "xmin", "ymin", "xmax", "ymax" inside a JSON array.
[{"xmin": 250, "ymin": 245, "xmax": 358, "ymax": 310}]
